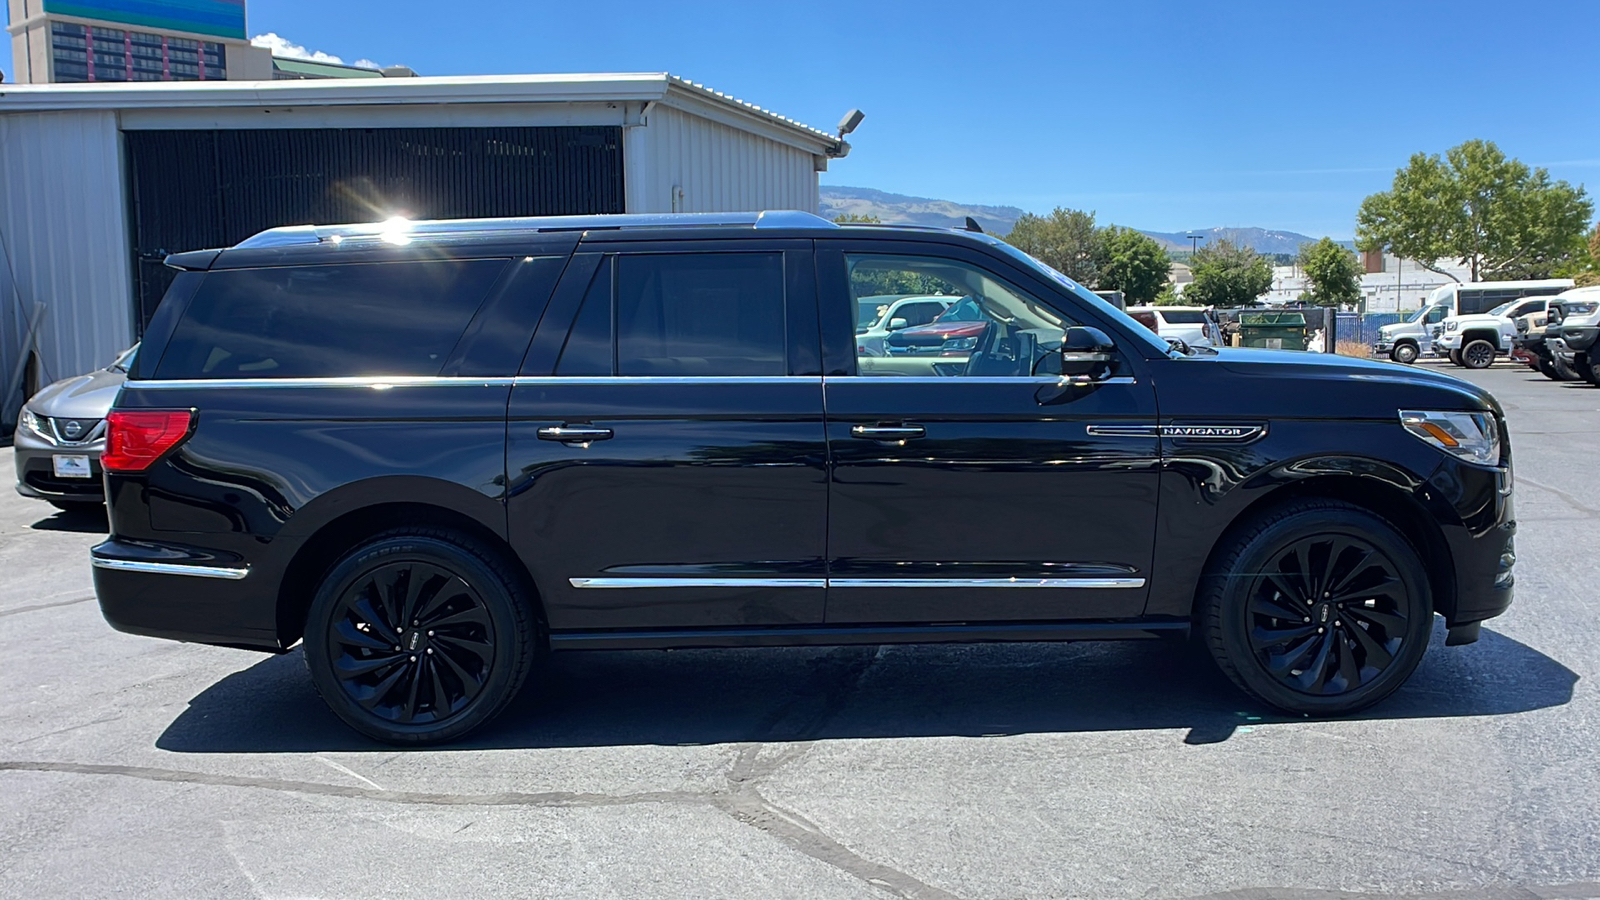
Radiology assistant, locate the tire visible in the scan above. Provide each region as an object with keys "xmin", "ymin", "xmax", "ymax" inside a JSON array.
[
  {"xmin": 1198, "ymin": 499, "xmax": 1433, "ymax": 717},
  {"xmin": 1537, "ymin": 359, "xmax": 1562, "ymax": 380},
  {"xmin": 1574, "ymin": 354, "xmax": 1600, "ymax": 386},
  {"xmin": 1460, "ymin": 339, "xmax": 1496, "ymax": 369},
  {"xmin": 1390, "ymin": 343, "xmax": 1418, "ymax": 365},
  {"xmin": 1448, "ymin": 348, "xmax": 1464, "ymax": 366},
  {"xmin": 303, "ymin": 529, "xmax": 538, "ymax": 745}
]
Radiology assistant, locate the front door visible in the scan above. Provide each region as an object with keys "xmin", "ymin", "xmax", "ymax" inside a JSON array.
[
  {"xmin": 817, "ymin": 241, "xmax": 1161, "ymax": 624},
  {"xmin": 506, "ymin": 241, "xmax": 828, "ymax": 631}
]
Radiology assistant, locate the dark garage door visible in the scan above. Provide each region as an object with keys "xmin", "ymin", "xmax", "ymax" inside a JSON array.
[{"xmin": 125, "ymin": 126, "xmax": 624, "ymax": 325}]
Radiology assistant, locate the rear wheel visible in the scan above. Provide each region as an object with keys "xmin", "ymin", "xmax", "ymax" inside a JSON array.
[
  {"xmin": 1390, "ymin": 343, "xmax": 1418, "ymax": 365},
  {"xmin": 1199, "ymin": 500, "xmax": 1433, "ymax": 716},
  {"xmin": 303, "ymin": 529, "xmax": 537, "ymax": 745},
  {"xmin": 1461, "ymin": 339, "xmax": 1497, "ymax": 369}
]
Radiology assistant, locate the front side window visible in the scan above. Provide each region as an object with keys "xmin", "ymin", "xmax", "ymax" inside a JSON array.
[
  {"xmin": 556, "ymin": 253, "xmax": 787, "ymax": 376},
  {"xmin": 154, "ymin": 259, "xmax": 508, "ymax": 379},
  {"xmin": 846, "ymin": 254, "xmax": 1076, "ymax": 378}
]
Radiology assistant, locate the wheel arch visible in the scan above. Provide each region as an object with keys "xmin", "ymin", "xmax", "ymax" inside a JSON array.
[
  {"xmin": 1459, "ymin": 329, "xmax": 1502, "ymax": 350},
  {"xmin": 275, "ymin": 500, "xmax": 545, "ymax": 649},
  {"xmin": 1198, "ymin": 474, "xmax": 1458, "ymax": 624}
]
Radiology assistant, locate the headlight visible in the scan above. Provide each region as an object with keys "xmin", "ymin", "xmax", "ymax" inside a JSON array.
[
  {"xmin": 942, "ymin": 337, "xmax": 978, "ymax": 351},
  {"xmin": 1567, "ymin": 302, "xmax": 1597, "ymax": 316},
  {"xmin": 1445, "ymin": 321, "xmax": 1460, "ymax": 332},
  {"xmin": 19, "ymin": 408, "xmax": 50, "ymax": 440},
  {"xmin": 1399, "ymin": 410, "xmax": 1501, "ymax": 466}
]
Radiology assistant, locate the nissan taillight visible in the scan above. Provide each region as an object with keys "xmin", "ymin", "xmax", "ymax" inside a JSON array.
[{"xmin": 102, "ymin": 410, "xmax": 195, "ymax": 472}]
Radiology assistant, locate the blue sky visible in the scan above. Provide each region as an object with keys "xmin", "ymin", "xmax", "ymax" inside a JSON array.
[{"xmin": 5, "ymin": 0, "xmax": 1598, "ymax": 237}]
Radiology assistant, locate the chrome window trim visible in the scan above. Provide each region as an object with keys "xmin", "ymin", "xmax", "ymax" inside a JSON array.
[
  {"xmin": 91, "ymin": 558, "xmax": 250, "ymax": 580},
  {"xmin": 128, "ymin": 375, "xmax": 829, "ymax": 389},
  {"xmin": 569, "ymin": 576, "xmax": 1145, "ymax": 589},
  {"xmin": 826, "ymin": 376, "xmax": 1138, "ymax": 385}
]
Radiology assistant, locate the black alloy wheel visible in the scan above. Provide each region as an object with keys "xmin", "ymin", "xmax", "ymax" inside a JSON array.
[
  {"xmin": 304, "ymin": 530, "xmax": 537, "ymax": 744},
  {"xmin": 1575, "ymin": 354, "xmax": 1600, "ymax": 386},
  {"xmin": 1243, "ymin": 535, "xmax": 1410, "ymax": 696},
  {"xmin": 1391, "ymin": 343, "xmax": 1418, "ymax": 365},
  {"xmin": 1461, "ymin": 339, "xmax": 1497, "ymax": 369},
  {"xmin": 1200, "ymin": 499, "xmax": 1432, "ymax": 716}
]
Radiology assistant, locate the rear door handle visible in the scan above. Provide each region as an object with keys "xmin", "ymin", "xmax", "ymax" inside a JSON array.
[
  {"xmin": 537, "ymin": 425, "xmax": 614, "ymax": 443},
  {"xmin": 851, "ymin": 424, "xmax": 926, "ymax": 441}
]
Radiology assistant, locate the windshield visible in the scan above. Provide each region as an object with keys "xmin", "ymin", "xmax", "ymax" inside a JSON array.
[
  {"xmin": 1488, "ymin": 301, "xmax": 1514, "ymax": 316},
  {"xmin": 1409, "ymin": 303, "xmax": 1445, "ymax": 324},
  {"xmin": 969, "ymin": 232, "xmax": 1171, "ymax": 355}
]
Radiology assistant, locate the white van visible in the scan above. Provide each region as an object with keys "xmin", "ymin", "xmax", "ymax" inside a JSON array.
[{"xmin": 1373, "ymin": 278, "xmax": 1573, "ymax": 363}]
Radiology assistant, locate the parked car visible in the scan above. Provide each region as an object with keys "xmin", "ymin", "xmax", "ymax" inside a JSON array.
[
  {"xmin": 1543, "ymin": 285, "xmax": 1600, "ymax": 385},
  {"xmin": 13, "ymin": 344, "xmax": 137, "ymax": 509},
  {"xmin": 1511, "ymin": 305, "xmax": 1580, "ymax": 380},
  {"xmin": 1124, "ymin": 305, "xmax": 1222, "ymax": 348},
  {"xmin": 855, "ymin": 294, "xmax": 956, "ymax": 357},
  {"xmin": 1433, "ymin": 296, "xmax": 1552, "ymax": 369},
  {"xmin": 93, "ymin": 211, "xmax": 1515, "ymax": 745},
  {"xmin": 1375, "ymin": 279, "xmax": 1572, "ymax": 363}
]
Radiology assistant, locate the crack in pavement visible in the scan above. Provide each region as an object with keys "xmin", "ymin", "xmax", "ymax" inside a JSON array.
[
  {"xmin": 1511, "ymin": 474, "xmax": 1600, "ymax": 515},
  {"xmin": 0, "ymin": 595, "xmax": 94, "ymax": 619},
  {"xmin": 0, "ymin": 760, "xmax": 703, "ymax": 810}
]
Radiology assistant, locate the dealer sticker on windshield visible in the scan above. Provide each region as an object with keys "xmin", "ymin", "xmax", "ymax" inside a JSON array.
[{"xmin": 52, "ymin": 455, "xmax": 91, "ymax": 478}]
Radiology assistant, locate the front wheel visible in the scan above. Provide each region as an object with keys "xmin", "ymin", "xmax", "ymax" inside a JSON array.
[
  {"xmin": 1448, "ymin": 348, "xmax": 1464, "ymax": 366},
  {"xmin": 1574, "ymin": 354, "xmax": 1600, "ymax": 386},
  {"xmin": 303, "ymin": 530, "xmax": 537, "ymax": 745},
  {"xmin": 1390, "ymin": 343, "xmax": 1418, "ymax": 365},
  {"xmin": 1199, "ymin": 499, "xmax": 1433, "ymax": 716},
  {"xmin": 1461, "ymin": 339, "xmax": 1497, "ymax": 369}
]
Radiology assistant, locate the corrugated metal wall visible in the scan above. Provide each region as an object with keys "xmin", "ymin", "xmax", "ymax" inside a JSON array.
[
  {"xmin": 0, "ymin": 110, "xmax": 134, "ymax": 424},
  {"xmin": 626, "ymin": 105, "xmax": 820, "ymax": 214},
  {"xmin": 125, "ymin": 126, "xmax": 624, "ymax": 323}
]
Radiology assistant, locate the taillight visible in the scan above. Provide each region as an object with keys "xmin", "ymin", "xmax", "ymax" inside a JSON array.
[{"xmin": 103, "ymin": 409, "xmax": 194, "ymax": 472}]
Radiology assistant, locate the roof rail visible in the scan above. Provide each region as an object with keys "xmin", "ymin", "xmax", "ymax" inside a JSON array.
[{"xmin": 234, "ymin": 210, "xmax": 838, "ymax": 250}]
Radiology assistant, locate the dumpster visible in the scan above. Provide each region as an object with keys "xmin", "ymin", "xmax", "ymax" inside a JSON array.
[{"xmin": 1237, "ymin": 311, "xmax": 1309, "ymax": 350}]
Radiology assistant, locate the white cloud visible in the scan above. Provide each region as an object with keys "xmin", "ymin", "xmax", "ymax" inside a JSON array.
[
  {"xmin": 352, "ymin": 59, "xmax": 382, "ymax": 70},
  {"xmin": 251, "ymin": 32, "xmax": 345, "ymax": 65}
]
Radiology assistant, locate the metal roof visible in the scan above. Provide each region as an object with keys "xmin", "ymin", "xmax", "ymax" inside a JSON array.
[{"xmin": 0, "ymin": 72, "xmax": 845, "ymax": 154}]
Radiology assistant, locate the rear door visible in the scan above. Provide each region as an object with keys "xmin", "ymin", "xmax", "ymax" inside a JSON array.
[
  {"xmin": 506, "ymin": 239, "xmax": 828, "ymax": 631},
  {"xmin": 817, "ymin": 239, "xmax": 1161, "ymax": 624}
]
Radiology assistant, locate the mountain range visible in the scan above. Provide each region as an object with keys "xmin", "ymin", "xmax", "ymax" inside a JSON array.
[{"xmin": 819, "ymin": 186, "xmax": 1326, "ymax": 256}]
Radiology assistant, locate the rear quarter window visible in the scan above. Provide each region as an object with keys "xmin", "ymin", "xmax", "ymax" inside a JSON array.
[{"xmin": 154, "ymin": 259, "xmax": 509, "ymax": 379}]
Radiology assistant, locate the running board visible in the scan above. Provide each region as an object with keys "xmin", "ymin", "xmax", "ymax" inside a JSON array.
[{"xmin": 547, "ymin": 619, "xmax": 1191, "ymax": 651}]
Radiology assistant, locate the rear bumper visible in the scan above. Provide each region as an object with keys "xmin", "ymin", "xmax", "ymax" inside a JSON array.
[{"xmin": 92, "ymin": 538, "xmax": 282, "ymax": 651}]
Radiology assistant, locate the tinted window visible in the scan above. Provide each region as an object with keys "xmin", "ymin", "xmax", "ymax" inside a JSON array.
[
  {"xmin": 156, "ymin": 259, "xmax": 508, "ymax": 379},
  {"xmin": 1158, "ymin": 310, "xmax": 1208, "ymax": 324},
  {"xmin": 555, "ymin": 259, "xmax": 614, "ymax": 376},
  {"xmin": 615, "ymin": 253, "xmax": 786, "ymax": 376}
]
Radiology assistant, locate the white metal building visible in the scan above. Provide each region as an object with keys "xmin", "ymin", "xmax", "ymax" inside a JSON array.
[{"xmin": 0, "ymin": 72, "xmax": 848, "ymax": 424}]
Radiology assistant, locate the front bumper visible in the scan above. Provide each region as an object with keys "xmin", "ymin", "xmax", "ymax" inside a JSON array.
[
  {"xmin": 1434, "ymin": 331, "xmax": 1463, "ymax": 352},
  {"xmin": 12, "ymin": 427, "xmax": 106, "ymax": 503},
  {"xmin": 1426, "ymin": 457, "xmax": 1516, "ymax": 636},
  {"xmin": 1558, "ymin": 325, "xmax": 1600, "ymax": 353}
]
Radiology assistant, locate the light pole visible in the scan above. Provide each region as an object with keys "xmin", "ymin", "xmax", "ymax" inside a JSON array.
[{"xmin": 1187, "ymin": 234, "xmax": 1205, "ymax": 255}]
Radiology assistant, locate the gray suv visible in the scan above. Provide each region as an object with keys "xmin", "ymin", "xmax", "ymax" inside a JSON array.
[{"xmin": 12, "ymin": 345, "xmax": 136, "ymax": 508}]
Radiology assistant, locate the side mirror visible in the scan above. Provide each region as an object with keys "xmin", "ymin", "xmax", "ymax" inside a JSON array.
[
  {"xmin": 887, "ymin": 317, "xmax": 909, "ymax": 331},
  {"xmin": 1059, "ymin": 326, "xmax": 1117, "ymax": 381}
]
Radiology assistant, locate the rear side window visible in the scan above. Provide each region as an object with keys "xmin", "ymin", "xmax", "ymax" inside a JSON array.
[
  {"xmin": 555, "ymin": 252, "xmax": 787, "ymax": 376},
  {"xmin": 154, "ymin": 259, "xmax": 508, "ymax": 379}
]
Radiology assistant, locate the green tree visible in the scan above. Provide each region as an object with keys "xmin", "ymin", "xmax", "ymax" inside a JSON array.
[
  {"xmin": 1356, "ymin": 140, "xmax": 1593, "ymax": 282},
  {"xmin": 1152, "ymin": 282, "xmax": 1184, "ymax": 306},
  {"xmin": 1002, "ymin": 207, "xmax": 1103, "ymax": 285},
  {"xmin": 1097, "ymin": 227, "xmax": 1171, "ymax": 304},
  {"xmin": 832, "ymin": 213, "xmax": 881, "ymax": 223},
  {"xmin": 1566, "ymin": 223, "xmax": 1600, "ymax": 287},
  {"xmin": 1296, "ymin": 237, "xmax": 1363, "ymax": 307},
  {"xmin": 1184, "ymin": 238, "xmax": 1273, "ymax": 307}
]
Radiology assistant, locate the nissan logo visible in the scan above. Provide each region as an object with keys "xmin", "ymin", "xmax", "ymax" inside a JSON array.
[{"xmin": 62, "ymin": 420, "xmax": 83, "ymax": 439}]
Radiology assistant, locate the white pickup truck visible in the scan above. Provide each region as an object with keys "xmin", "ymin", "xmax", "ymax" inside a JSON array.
[{"xmin": 1433, "ymin": 296, "xmax": 1553, "ymax": 369}]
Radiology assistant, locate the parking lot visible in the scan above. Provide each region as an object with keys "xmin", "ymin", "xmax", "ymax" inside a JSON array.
[{"xmin": 1, "ymin": 360, "xmax": 1597, "ymax": 900}]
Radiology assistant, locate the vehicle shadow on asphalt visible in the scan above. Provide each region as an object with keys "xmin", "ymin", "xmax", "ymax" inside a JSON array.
[
  {"xmin": 28, "ymin": 507, "xmax": 108, "ymax": 533},
  {"xmin": 155, "ymin": 620, "xmax": 1576, "ymax": 753}
]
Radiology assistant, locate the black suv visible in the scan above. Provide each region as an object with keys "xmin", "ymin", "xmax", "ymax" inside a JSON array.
[{"xmin": 93, "ymin": 211, "xmax": 1516, "ymax": 744}]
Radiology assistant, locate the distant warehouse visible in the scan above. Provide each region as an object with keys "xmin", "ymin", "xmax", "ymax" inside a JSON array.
[{"xmin": 0, "ymin": 73, "xmax": 850, "ymax": 423}]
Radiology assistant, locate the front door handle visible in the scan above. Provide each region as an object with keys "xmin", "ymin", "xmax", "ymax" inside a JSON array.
[
  {"xmin": 851, "ymin": 424, "xmax": 926, "ymax": 441},
  {"xmin": 537, "ymin": 425, "xmax": 614, "ymax": 443}
]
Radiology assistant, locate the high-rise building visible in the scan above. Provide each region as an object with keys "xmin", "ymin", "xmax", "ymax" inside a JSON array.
[{"xmin": 6, "ymin": 0, "xmax": 274, "ymax": 83}]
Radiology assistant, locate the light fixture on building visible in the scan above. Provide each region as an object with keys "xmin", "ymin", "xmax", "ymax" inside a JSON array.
[{"xmin": 837, "ymin": 109, "xmax": 865, "ymax": 138}]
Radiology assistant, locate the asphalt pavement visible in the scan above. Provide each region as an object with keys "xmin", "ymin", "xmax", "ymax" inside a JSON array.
[{"xmin": 2, "ymin": 359, "xmax": 1598, "ymax": 900}]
